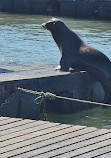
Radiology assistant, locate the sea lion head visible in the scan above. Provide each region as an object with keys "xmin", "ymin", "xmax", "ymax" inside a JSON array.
[
  {"xmin": 42, "ymin": 18, "xmax": 68, "ymax": 49},
  {"xmin": 42, "ymin": 18, "xmax": 67, "ymax": 32}
]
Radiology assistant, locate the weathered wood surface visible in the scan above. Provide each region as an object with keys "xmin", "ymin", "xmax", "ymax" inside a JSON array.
[
  {"xmin": 0, "ymin": 64, "xmax": 69, "ymax": 82},
  {"xmin": 0, "ymin": 116, "xmax": 111, "ymax": 158}
]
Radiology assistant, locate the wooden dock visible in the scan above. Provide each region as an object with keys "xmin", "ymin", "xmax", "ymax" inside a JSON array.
[{"xmin": 0, "ymin": 116, "xmax": 111, "ymax": 158}]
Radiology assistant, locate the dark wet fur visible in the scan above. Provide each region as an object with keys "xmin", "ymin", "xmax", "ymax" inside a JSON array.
[{"xmin": 42, "ymin": 18, "xmax": 111, "ymax": 104}]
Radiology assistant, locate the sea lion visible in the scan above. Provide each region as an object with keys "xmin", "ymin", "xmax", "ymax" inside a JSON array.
[{"xmin": 42, "ymin": 18, "xmax": 111, "ymax": 103}]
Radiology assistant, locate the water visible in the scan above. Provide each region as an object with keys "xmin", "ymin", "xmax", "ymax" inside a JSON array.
[
  {"xmin": 0, "ymin": 13, "xmax": 60, "ymax": 64},
  {"xmin": 45, "ymin": 107, "xmax": 111, "ymax": 129},
  {"xmin": 1, "ymin": 12, "xmax": 111, "ymax": 129},
  {"xmin": 0, "ymin": 12, "xmax": 111, "ymax": 65}
]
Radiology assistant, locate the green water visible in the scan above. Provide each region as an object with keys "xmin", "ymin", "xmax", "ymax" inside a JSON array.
[
  {"xmin": 44, "ymin": 107, "xmax": 111, "ymax": 129},
  {"xmin": 0, "ymin": 12, "xmax": 111, "ymax": 129}
]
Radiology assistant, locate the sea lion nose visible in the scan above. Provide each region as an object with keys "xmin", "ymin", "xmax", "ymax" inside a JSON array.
[{"xmin": 42, "ymin": 23, "xmax": 46, "ymax": 29}]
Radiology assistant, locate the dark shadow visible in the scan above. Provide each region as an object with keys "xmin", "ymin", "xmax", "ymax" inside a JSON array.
[
  {"xmin": 0, "ymin": 68, "xmax": 14, "ymax": 73},
  {"xmin": 46, "ymin": 0, "xmax": 60, "ymax": 16},
  {"xmin": 0, "ymin": 90, "xmax": 40, "ymax": 120}
]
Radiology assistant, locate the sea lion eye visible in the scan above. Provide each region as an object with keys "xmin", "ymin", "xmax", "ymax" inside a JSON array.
[{"xmin": 53, "ymin": 22, "xmax": 56, "ymax": 25}]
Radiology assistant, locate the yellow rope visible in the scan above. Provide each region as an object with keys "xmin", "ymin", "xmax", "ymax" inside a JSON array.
[
  {"xmin": 34, "ymin": 92, "xmax": 56, "ymax": 104},
  {"xmin": 18, "ymin": 87, "xmax": 111, "ymax": 107},
  {"xmin": 18, "ymin": 88, "xmax": 56, "ymax": 121}
]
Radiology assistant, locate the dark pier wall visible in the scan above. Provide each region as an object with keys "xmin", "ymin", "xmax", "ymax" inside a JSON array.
[
  {"xmin": 60, "ymin": 0, "xmax": 111, "ymax": 19},
  {"xmin": 0, "ymin": 0, "xmax": 111, "ymax": 19}
]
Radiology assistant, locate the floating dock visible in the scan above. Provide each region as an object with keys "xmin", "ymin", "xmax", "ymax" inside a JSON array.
[
  {"xmin": 0, "ymin": 64, "xmax": 111, "ymax": 157},
  {"xmin": 0, "ymin": 63, "xmax": 108, "ymax": 119},
  {"xmin": 0, "ymin": 116, "xmax": 111, "ymax": 158}
]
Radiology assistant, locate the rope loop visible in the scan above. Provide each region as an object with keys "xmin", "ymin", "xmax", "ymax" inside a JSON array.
[
  {"xmin": 34, "ymin": 92, "xmax": 56, "ymax": 105},
  {"xmin": 34, "ymin": 91, "xmax": 56, "ymax": 121}
]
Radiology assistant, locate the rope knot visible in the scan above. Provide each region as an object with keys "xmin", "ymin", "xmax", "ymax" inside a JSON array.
[{"xmin": 34, "ymin": 92, "xmax": 56, "ymax": 105}]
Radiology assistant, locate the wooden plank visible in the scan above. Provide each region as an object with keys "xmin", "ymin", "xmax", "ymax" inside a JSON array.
[
  {"xmin": 53, "ymin": 138, "xmax": 111, "ymax": 158},
  {"xmin": 75, "ymin": 145, "xmax": 111, "ymax": 158},
  {"xmin": 97, "ymin": 151, "xmax": 111, "ymax": 158},
  {"xmin": 0, "ymin": 117, "xmax": 21, "ymax": 126},
  {"xmin": 0, "ymin": 118, "xmax": 35, "ymax": 131},
  {"xmin": 29, "ymin": 131, "xmax": 111, "ymax": 157},
  {"xmin": 0, "ymin": 118, "xmax": 110, "ymax": 158},
  {"xmin": 0, "ymin": 119, "xmax": 36, "ymax": 135},
  {"xmin": 0, "ymin": 122, "xmax": 66, "ymax": 150},
  {"xmin": 0, "ymin": 123, "xmax": 69, "ymax": 150},
  {"xmin": 0, "ymin": 121, "xmax": 60, "ymax": 144},
  {"xmin": 0, "ymin": 117, "xmax": 10, "ymax": 121},
  {"xmin": 0, "ymin": 120, "xmax": 46, "ymax": 136},
  {"xmin": 0, "ymin": 125, "xmax": 85, "ymax": 157},
  {"xmin": 4, "ymin": 127, "xmax": 97, "ymax": 158},
  {"xmin": 30, "ymin": 129, "xmax": 111, "ymax": 158},
  {"xmin": 0, "ymin": 64, "xmax": 69, "ymax": 82},
  {"xmin": 0, "ymin": 125, "xmax": 86, "ymax": 154}
]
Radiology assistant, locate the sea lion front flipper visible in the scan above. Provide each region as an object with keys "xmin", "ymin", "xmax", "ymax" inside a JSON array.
[
  {"xmin": 59, "ymin": 55, "xmax": 71, "ymax": 71},
  {"xmin": 55, "ymin": 65, "xmax": 61, "ymax": 71}
]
